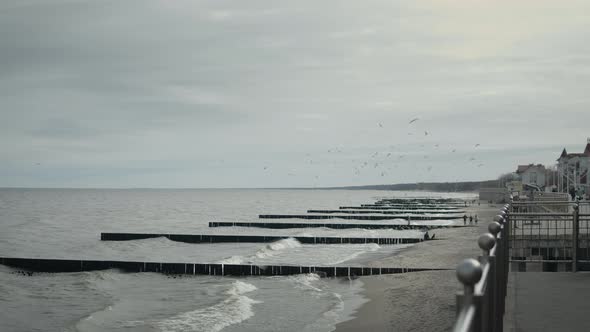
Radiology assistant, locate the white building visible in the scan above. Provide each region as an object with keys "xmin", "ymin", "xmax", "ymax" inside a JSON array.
[
  {"xmin": 556, "ymin": 139, "xmax": 590, "ymax": 196},
  {"xmin": 516, "ymin": 164, "xmax": 546, "ymax": 189}
]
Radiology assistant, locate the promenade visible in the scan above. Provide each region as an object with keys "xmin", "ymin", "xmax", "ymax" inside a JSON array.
[
  {"xmin": 504, "ymin": 272, "xmax": 590, "ymax": 332},
  {"xmin": 336, "ymin": 202, "xmax": 497, "ymax": 331}
]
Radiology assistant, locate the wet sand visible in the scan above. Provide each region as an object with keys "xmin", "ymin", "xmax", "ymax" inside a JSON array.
[{"xmin": 336, "ymin": 202, "xmax": 501, "ymax": 331}]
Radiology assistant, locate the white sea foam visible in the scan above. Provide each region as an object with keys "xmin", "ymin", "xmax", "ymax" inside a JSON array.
[
  {"xmin": 217, "ymin": 255, "xmax": 245, "ymax": 265},
  {"xmin": 289, "ymin": 273, "xmax": 323, "ymax": 292},
  {"xmin": 255, "ymin": 238, "xmax": 302, "ymax": 259},
  {"xmin": 327, "ymin": 243, "xmax": 381, "ymax": 265},
  {"xmin": 216, "ymin": 238, "xmax": 302, "ymax": 264},
  {"xmin": 322, "ymin": 292, "xmax": 345, "ymax": 323},
  {"xmin": 156, "ymin": 281, "xmax": 262, "ymax": 332}
]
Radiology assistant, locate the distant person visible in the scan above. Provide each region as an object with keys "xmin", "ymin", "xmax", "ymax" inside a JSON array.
[
  {"xmin": 469, "ymin": 215, "xmax": 473, "ymax": 225},
  {"xmin": 463, "ymin": 214, "xmax": 467, "ymax": 225},
  {"xmin": 475, "ymin": 215, "xmax": 478, "ymax": 224}
]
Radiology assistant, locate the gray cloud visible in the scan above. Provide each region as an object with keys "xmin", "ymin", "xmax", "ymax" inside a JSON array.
[{"xmin": 1, "ymin": 0, "xmax": 590, "ymax": 187}]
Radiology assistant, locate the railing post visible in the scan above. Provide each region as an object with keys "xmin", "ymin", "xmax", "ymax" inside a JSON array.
[
  {"xmin": 478, "ymin": 233, "xmax": 496, "ymax": 332},
  {"xmin": 455, "ymin": 258, "xmax": 483, "ymax": 332},
  {"xmin": 573, "ymin": 204, "xmax": 579, "ymax": 272}
]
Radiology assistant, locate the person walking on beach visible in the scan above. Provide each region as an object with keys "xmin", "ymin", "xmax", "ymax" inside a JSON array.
[
  {"xmin": 463, "ymin": 214, "xmax": 467, "ymax": 225},
  {"xmin": 469, "ymin": 215, "xmax": 473, "ymax": 225},
  {"xmin": 475, "ymin": 215, "xmax": 478, "ymax": 224}
]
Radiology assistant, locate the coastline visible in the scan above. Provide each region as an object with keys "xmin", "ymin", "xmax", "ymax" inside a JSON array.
[{"xmin": 336, "ymin": 202, "xmax": 498, "ymax": 331}]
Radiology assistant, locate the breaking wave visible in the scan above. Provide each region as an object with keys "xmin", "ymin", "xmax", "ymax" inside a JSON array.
[{"xmin": 156, "ymin": 281, "xmax": 261, "ymax": 332}]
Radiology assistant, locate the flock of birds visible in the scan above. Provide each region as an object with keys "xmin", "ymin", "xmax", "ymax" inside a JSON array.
[{"xmin": 261, "ymin": 117, "xmax": 485, "ymax": 182}]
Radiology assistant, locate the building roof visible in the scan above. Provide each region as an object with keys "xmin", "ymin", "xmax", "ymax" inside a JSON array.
[
  {"xmin": 516, "ymin": 164, "xmax": 545, "ymax": 174},
  {"xmin": 557, "ymin": 141, "xmax": 590, "ymax": 160}
]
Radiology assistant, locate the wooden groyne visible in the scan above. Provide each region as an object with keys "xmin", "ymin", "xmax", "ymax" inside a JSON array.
[
  {"xmin": 307, "ymin": 209, "xmax": 465, "ymax": 215},
  {"xmin": 0, "ymin": 257, "xmax": 449, "ymax": 277},
  {"xmin": 375, "ymin": 198, "xmax": 464, "ymax": 205},
  {"xmin": 100, "ymin": 233, "xmax": 424, "ymax": 245},
  {"xmin": 209, "ymin": 221, "xmax": 464, "ymax": 230},
  {"xmin": 340, "ymin": 206, "xmax": 462, "ymax": 211},
  {"xmin": 360, "ymin": 204, "xmax": 462, "ymax": 209},
  {"xmin": 258, "ymin": 214, "xmax": 460, "ymax": 220}
]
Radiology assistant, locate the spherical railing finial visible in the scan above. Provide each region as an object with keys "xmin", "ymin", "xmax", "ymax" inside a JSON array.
[
  {"xmin": 488, "ymin": 221, "xmax": 501, "ymax": 235},
  {"xmin": 478, "ymin": 233, "xmax": 496, "ymax": 253},
  {"xmin": 493, "ymin": 215, "xmax": 505, "ymax": 224},
  {"xmin": 456, "ymin": 258, "xmax": 482, "ymax": 292}
]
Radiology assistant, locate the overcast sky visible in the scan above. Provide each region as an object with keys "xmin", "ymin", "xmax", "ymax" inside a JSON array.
[{"xmin": 2, "ymin": 0, "xmax": 590, "ymax": 188}]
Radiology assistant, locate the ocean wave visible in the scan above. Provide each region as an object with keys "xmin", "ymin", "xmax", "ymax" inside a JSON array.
[
  {"xmin": 217, "ymin": 255, "xmax": 245, "ymax": 265},
  {"xmin": 289, "ymin": 273, "xmax": 323, "ymax": 292},
  {"xmin": 255, "ymin": 238, "xmax": 302, "ymax": 259},
  {"xmin": 328, "ymin": 243, "xmax": 381, "ymax": 265},
  {"xmin": 322, "ymin": 292, "xmax": 345, "ymax": 324},
  {"xmin": 156, "ymin": 281, "xmax": 261, "ymax": 332},
  {"xmin": 216, "ymin": 238, "xmax": 302, "ymax": 264}
]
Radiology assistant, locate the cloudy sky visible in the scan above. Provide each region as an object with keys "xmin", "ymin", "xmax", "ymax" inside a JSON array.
[{"xmin": 2, "ymin": 0, "xmax": 590, "ymax": 188}]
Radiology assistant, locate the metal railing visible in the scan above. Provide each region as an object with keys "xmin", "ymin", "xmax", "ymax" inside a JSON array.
[
  {"xmin": 453, "ymin": 204, "xmax": 510, "ymax": 332},
  {"xmin": 453, "ymin": 200, "xmax": 590, "ymax": 331},
  {"xmin": 509, "ymin": 201, "xmax": 590, "ymax": 272}
]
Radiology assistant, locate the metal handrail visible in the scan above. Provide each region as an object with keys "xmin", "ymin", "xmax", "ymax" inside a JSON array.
[{"xmin": 453, "ymin": 204, "xmax": 510, "ymax": 332}]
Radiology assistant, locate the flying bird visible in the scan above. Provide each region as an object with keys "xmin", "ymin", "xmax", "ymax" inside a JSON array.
[
  {"xmin": 409, "ymin": 118, "xmax": 419, "ymax": 124},
  {"xmin": 475, "ymin": 144, "xmax": 480, "ymax": 147}
]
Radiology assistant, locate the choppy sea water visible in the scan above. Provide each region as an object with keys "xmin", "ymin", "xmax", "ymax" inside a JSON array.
[{"xmin": 0, "ymin": 189, "xmax": 475, "ymax": 332}]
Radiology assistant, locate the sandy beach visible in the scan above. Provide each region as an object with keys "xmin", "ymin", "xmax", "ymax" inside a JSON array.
[{"xmin": 336, "ymin": 201, "xmax": 501, "ymax": 331}]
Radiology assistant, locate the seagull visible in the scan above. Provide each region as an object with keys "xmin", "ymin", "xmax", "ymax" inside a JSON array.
[
  {"xmin": 475, "ymin": 144, "xmax": 480, "ymax": 147},
  {"xmin": 424, "ymin": 131, "xmax": 429, "ymax": 136},
  {"xmin": 378, "ymin": 123, "xmax": 383, "ymax": 128},
  {"xmin": 409, "ymin": 118, "xmax": 419, "ymax": 124}
]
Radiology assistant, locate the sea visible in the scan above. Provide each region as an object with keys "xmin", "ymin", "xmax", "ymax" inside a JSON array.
[{"xmin": 0, "ymin": 188, "xmax": 476, "ymax": 332}]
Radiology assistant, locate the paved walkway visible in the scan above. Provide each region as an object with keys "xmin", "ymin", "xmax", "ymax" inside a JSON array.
[{"xmin": 504, "ymin": 272, "xmax": 590, "ymax": 332}]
